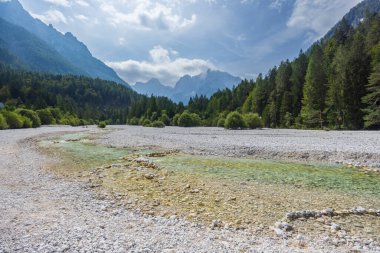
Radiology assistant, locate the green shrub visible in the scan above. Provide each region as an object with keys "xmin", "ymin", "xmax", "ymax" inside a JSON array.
[
  {"xmin": 151, "ymin": 120, "xmax": 165, "ymax": 128},
  {"xmin": 49, "ymin": 108, "xmax": 63, "ymax": 122},
  {"xmin": 21, "ymin": 116, "xmax": 33, "ymax": 128},
  {"xmin": 160, "ymin": 113, "xmax": 170, "ymax": 126},
  {"xmin": 60, "ymin": 113, "xmax": 81, "ymax": 126},
  {"xmin": 178, "ymin": 111, "xmax": 201, "ymax": 127},
  {"xmin": 98, "ymin": 121, "xmax": 107, "ymax": 128},
  {"xmin": 283, "ymin": 112, "xmax": 294, "ymax": 128},
  {"xmin": 128, "ymin": 117, "xmax": 139, "ymax": 125},
  {"xmin": 172, "ymin": 113, "xmax": 181, "ymax": 126},
  {"xmin": 2, "ymin": 111, "xmax": 24, "ymax": 129},
  {"xmin": 139, "ymin": 117, "xmax": 146, "ymax": 125},
  {"xmin": 150, "ymin": 112, "xmax": 158, "ymax": 121},
  {"xmin": 142, "ymin": 119, "xmax": 151, "ymax": 127},
  {"xmin": 217, "ymin": 117, "xmax": 226, "ymax": 127},
  {"xmin": 15, "ymin": 109, "xmax": 41, "ymax": 128},
  {"xmin": 80, "ymin": 119, "xmax": 88, "ymax": 126},
  {"xmin": 243, "ymin": 113, "xmax": 262, "ymax": 129},
  {"xmin": 36, "ymin": 109, "xmax": 56, "ymax": 125},
  {"xmin": 225, "ymin": 111, "xmax": 246, "ymax": 129},
  {"xmin": 0, "ymin": 113, "xmax": 9, "ymax": 130}
]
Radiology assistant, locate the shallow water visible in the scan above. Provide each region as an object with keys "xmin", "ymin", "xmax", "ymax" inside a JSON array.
[{"xmin": 152, "ymin": 155, "xmax": 380, "ymax": 196}]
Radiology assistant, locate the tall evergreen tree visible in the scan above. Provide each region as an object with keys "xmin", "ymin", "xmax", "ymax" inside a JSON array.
[
  {"xmin": 362, "ymin": 41, "xmax": 380, "ymax": 129},
  {"xmin": 326, "ymin": 46, "xmax": 346, "ymax": 128},
  {"xmin": 290, "ymin": 51, "xmax": 308, "ymax": 119},
  {"xmin": 343, "ymin": 33, "xmax": 370, "ymax": 129},
  {"xmin": 275, "ymin": 60, "xmax": 293, "ymax": 126},
  {"xmin": 301, "ymin": 44, "xmax": 327, "ymax": 128},
  {"xmin": 362, "ymin": 63, "xmax": 380, "ymax": 129}
]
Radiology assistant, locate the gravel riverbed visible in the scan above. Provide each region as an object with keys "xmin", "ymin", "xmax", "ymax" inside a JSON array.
[
  {"xmin": 101, "ymin": 126, "xmax": 380, "ymax": 169},
  {"xmin": 1, "ymin": 126, "xmax": 379, "ymax": 252}
]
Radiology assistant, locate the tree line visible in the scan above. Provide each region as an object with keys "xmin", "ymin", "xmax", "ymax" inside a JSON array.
[
  {"xmin": 187, "ymin": 14, "xmax": 380, "ymax": 130},
  {"xmin": 0, "ymin": 63, "xmax": 182, "ymax": 128}
]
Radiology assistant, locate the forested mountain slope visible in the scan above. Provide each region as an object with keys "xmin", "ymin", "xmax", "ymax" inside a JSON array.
[
  {"xmin": 0, "ymin": 0, "xmax": 128, "ymax": 86},
  {"xmin": 187, "ymin": 13, "xmax": 380, "ymax": 129}
]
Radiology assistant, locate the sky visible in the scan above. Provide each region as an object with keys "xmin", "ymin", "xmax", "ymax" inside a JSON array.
[{"xmin": 18, "ymin": 0, "xmax": 362, "ymax": 86}]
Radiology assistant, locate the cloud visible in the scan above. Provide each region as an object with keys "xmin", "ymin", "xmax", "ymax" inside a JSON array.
[
  {"xmin": 75, "ymin": 0, "xmax": 89, "ymax": 7},
  {"xmin": 74, "ymin": 14, "xmax": 88, "ymax": 22},
  {"xmin": 287, "ymin": 0, "xmax": 361, "ymax": 38},
  {"xmin": 31, "ymin": 9, "xmax": 68, "ymax": 24},
  {"xmin": 44, "ymin": 0, "xmax": 70, "ymax": 7},
  {"xmin": 269, "ymin": 0, "xmax": 286, "ymax": 11},
  {"xmin": 106, "ymin": 46, "xmax": 215, "ymax": 85},
  {"xmin": 100, "ymin": 1, "xmax": 197, "ymax": 31}
]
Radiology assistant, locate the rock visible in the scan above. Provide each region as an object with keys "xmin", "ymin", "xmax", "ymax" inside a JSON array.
[
  {"xmin": 273, "ymin": 228, "xmax": 285, "ymax": 237},
  {"xmin": 367, "ymin": 209, "xmax": 376, "ymax": 215},
  {"xmin": 210, "ymin": 219, "xmax": 223, "ymax": 229},
  {"xmin": 275, "ymin": 222, "xmax": 293, "ymax": 232},
  {"xmin": 351, "ymin": 206, "xmax": 366, "ymax": 215},
  {"xmin": 330, "ymin": 222, "xmax": 341, "ymax": 231},
  {"xmin": 286, "ymin": 211, "xmax": 303, "ymax": 220},
  {"xmin": 321, "ymin": 208, "xmax": 335, "ymax": 216},
  {"xmin": 162, "ymin": 249, "xmax": 176, "ymax": 253},
  {"xmin": 144, "ymin": 174, "xmax": 155, "ymax": 180},
  {"xmin": 134, "ymin": 157, "xmax": 150, "ymax": 163},
  {"xmin": 296, "ymin": 234, "xmax": 305, "ymax": 241},
  {"xmin": 224, "ymin": 223, "xmax": 232, "ymax": 229},
  {"xmin": 190, "ymin": 189, "xmax": 199, "ymax": 193}
]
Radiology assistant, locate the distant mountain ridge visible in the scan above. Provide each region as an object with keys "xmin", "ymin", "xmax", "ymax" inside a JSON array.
[
  {"xmin": 0, "ymin": 0, "xmax": 128, "ymax": 86},
  {"xmin": 132, "ymin": 70, "xmax": 242, "ymax": 104},
  {"xmin": 0, "ymin": 17, "xmax": 82, "ymax": 75}
]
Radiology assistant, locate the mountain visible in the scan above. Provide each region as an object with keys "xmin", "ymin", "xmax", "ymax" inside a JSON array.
[
  {"xmin": 0, "ymin": 0, "xmax": 128, "ymax": 86},
  {"xmin": 132, "ymin": 70, "xmax": 241, "ymax": 104},
  {"xmin": 0, "ymin": 17, "xmax": 81, "ymax": 74},
  {"xmin": 133, "ymin": 78, "xmax": 174, "ymax": 97},
  {"xmin": 324, "ymin": 0, "xmax": 380, "ymax": 40}
]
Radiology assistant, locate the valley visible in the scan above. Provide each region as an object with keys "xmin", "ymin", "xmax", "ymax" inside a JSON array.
[{"xmin": 1, "ymin": 0, "xmax": 380, "ymax": 252}]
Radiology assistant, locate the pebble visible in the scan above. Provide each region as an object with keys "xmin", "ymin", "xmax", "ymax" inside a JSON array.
[{"xmin": 330, "ymin": 222, "xmax": 341, "ymax": 231}]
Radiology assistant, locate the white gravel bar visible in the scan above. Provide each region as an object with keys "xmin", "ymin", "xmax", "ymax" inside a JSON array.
[{"xmin": 102, "ymin": 126, "xmax": 380, "ymax": 168}]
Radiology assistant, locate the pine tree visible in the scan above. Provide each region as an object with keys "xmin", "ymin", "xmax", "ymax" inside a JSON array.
[
  {"xmin": 362, "ymin": 64, "xmax": 380, "ymax": 129},
  {"xmin": 290, "ymin": 51, "xmax": 308, "ymax": 118},
  {"xmin": 362, "ymin": 41, "xmax": 380, "ymax": 129},
  {"xmin": 301, "ymin": 44, "xmax": 327, "ymax": 128},
  {"xmin": 343, "ymin": 33, "xmax": 370, "ymax": 129}
]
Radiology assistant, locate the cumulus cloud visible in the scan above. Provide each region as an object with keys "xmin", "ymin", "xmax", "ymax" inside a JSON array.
[
  {"xmin": 287, "ymin": 0, "xmax": 361, "ymax": 39},
  {"xmin": 106, "ymin": 46, "xmax": 215, "ymax": 86},
  {"xmin": 44, "ymin": 0, "xmax": 70, "ymax": 7},
  {"xmin": 31, "ymin": 9, "xmax": 68, "ymax": 24},
  {"xmin": 100, "ymin": 1, "xmax": 197, "ymax": 31},
  {"xmin": 75, "ymin": 0, "xmax": 89, "ymax": 7},
  {"xmin": 74, "ymin": 14, "xmax": 88, "ymax": 22}
]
